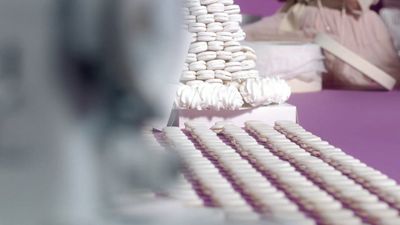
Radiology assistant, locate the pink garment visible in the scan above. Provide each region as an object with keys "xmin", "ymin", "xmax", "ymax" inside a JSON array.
[
  {"xmin": 301, "ymin": 7, "xmax": 400, "ymax": 89},
  {"xmin": 244, "ymin": 3, "xmax": 400, "ymax": 90}
]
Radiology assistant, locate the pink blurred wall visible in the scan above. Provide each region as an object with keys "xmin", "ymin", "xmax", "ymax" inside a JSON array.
[{"xmin": 234, "ymin": 0, "xmax": 283, "ymax": 16}]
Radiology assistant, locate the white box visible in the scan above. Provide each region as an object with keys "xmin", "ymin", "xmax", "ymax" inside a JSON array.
[{"xmin": 168, "ymin": 103, "xmax": 297, "ymax": 128}]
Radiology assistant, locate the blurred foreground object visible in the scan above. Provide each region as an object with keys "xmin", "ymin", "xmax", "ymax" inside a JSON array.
[{"xmin": 0, "ymin": 0, "xmax": 226, "ymax": 224}]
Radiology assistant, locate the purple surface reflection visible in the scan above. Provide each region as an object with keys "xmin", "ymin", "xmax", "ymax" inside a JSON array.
[{"xmin": 288, "ymin": 90, "xmax": 400, "ymax": 183}]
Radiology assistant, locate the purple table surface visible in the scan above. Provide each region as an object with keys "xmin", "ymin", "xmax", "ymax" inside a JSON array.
[
  {"xmin": 288, "ymin": 90, "xmax": 400, "ymax": 183},
  {"xmin": 235, "ymin": 0, "xmax": 283, "ymax": 16}
]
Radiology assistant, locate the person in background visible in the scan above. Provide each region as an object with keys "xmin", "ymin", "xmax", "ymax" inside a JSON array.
[{"xmin": 244, "ymin": 0, "xmax": 400, "ymax": 90}]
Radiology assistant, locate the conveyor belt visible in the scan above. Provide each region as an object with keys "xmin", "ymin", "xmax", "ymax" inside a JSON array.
[{"xmin": 143, "ymin": 121, "xmax": 400, "ymax": 225}]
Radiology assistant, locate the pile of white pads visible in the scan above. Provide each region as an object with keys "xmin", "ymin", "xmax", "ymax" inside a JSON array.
[{"xmin": 176, "ymin": 0, "xmax": 291, "ymax": 110}]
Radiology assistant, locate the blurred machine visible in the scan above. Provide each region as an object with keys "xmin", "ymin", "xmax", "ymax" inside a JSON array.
[{"xmin": 0, "ymin": 0, "xmax": 225, "ymax": 224}]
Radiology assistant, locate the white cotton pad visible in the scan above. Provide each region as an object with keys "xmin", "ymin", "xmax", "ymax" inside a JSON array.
[{"xmin": 197, "ymin": 51, "xmax": 217, "ymax": 61}]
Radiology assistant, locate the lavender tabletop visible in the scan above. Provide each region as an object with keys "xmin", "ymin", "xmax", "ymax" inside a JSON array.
[
  {"xmin": 288, "ymin": 90, "xmax": 400, "ymax": 183},
  {"xmin": 235, "ymin": 0, "xmax": 282, "ymax": 16}
]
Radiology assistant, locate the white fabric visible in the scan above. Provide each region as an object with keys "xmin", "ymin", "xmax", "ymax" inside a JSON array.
[
  {"xmin": 381, "ymin": 8, "xmax": 400, "ymax": 53},
  {"xmin": 241, "ymin": 41, "xmax": 325, "ymax": 81}
]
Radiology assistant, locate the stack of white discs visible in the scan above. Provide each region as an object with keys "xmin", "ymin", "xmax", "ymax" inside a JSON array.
[
  {"xmin": 182, "ymin": 0, "xmax": 258, "ymax": 86},
  {"xmin": 178, "ymin": 0, "xmax": 292, "ymax": 110}
]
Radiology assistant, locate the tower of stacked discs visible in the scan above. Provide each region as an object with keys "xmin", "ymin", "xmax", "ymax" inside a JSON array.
[{"xmin": 176, "ymin": 0, "xmax": 291, "ymax": 110}]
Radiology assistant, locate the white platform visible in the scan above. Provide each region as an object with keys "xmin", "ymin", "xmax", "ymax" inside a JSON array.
[
  {"xmin": 169, "ymin": 104, "xmax": 297, "ymax": 128},
  {"xmin": 287, "ymin": 76, "xmax": 322, "ymax": 93}
]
